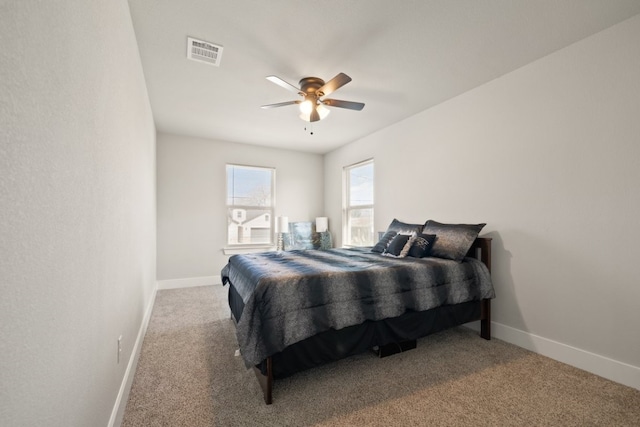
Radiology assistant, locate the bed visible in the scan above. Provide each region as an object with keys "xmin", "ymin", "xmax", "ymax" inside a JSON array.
[{"xmin": 221, "ymin": 220, "xmax": 495, "ymax": 404}]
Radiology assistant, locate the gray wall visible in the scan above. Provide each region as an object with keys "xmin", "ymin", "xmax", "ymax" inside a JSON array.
[
  {"xmin": 156, "ymin": 133, "xmax": 324, "ymax": 281},
  {"xmin": 0, "ymin": 1, "xmax": 156, "ymax": 426},
  {"xmin": 325, "ymin": 16, "xmax": 640, "ymax": 377}
]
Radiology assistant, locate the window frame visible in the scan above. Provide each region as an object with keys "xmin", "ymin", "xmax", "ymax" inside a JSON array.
[
  {"xmin": 342, "ymin": 159, "xmax": 374, "ymax": 247},
  {"xmin": 225, "ymin": 163, "xmax": 276, "ymax": 248}
]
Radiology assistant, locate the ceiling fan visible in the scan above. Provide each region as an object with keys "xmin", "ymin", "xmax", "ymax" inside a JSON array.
[{"xmin": 261, "ymin": 72, "xmax": 365, "ymax": 122}]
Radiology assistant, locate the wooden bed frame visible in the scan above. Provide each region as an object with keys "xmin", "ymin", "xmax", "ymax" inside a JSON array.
[{"xmin": 239, "ymin": 237, "xmax": 493, "ymax": 404}]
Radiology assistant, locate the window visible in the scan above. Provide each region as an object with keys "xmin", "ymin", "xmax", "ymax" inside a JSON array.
[
  {"xmin": 226, "ymin": 164, "xmax": 275, "ymax": 246},
  {"xmin": 343, "ymin": 159, "xmax": 374, "ymax": 246}
]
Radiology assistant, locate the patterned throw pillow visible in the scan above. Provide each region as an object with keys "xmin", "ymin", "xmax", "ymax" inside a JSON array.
[
  {"xmin": 371, "ymin": 219, "xmax": 423, "ymax": 253},
  {"xmin": 407, "ymin": 233, "xmax": 437, "ymax": 258},
  {"xmin": 383, "ymin": 234, "xmax": 416, "ymax": 258}
]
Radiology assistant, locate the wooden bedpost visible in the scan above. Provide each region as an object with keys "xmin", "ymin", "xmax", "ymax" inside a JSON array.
[
  {"xmin": 480, "ymin": 299, "xmax": 491, "ymax": 340},
  {"xmin": 468, "ymin": 237, "xmax": 492, "ymax": 340},
  {"xmin": 252, "ymin": 357, "xmax": 273, "ymax": 404},
  {"xmin": 467, "ymin": 237, "xmax": 492, "ymax": 273}
]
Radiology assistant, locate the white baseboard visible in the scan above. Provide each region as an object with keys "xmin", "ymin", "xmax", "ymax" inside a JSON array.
[
  {"xmin": 466, "ymin": 321, "xmax": 640, "ymax": 391},
  {"xmin": 157, "ymin": 275, "xmax": 221, "ymax": 290},
  {"xmin": 108, "ymin": 285, "xmax": 157, "ymax": 427}
]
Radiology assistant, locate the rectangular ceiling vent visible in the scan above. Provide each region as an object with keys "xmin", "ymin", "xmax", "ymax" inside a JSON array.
[{"xmin": 187, "ymin": 37, "xmax": 223, "ymax": 66}]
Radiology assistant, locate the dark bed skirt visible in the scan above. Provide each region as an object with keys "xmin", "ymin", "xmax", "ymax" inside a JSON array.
[{"xmin": 228, "ymin": 282, "xmax": 484, "ymax": 379}]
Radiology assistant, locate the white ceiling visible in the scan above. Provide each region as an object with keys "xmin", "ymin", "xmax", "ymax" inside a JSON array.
[{"xmin": 128, "ymin": 0, "xmax": 640, "ymax": 154}]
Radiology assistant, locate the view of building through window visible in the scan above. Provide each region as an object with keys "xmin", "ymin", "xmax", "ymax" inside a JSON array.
[
  {"xmin": 226, "ymin": 164, "xmax": 275, "ymax": 245},
  {"xmin": 344, "ymin": 160, "xmax": 374, "ymax": 246}
]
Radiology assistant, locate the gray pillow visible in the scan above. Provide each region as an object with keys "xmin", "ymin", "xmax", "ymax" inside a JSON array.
[
  {"xmin": 371, "ymin": 231, "xmax": 397, "ymax": 253},
  {"xmin": 422, "ymin": 220, "xmax": 486, "ymax": 262}
]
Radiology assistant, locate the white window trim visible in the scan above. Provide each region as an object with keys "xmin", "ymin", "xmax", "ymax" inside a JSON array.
[
  {"xmin": 222, "ymin": 245, "xmax": 275, "ymax": 255},
  {"xmin": 343, "ymin": 159, "xmax": 374, "ymax": 247},
  {"xmin": 225, "ymin": 163, "xmax": 276, "ymax": 248}
]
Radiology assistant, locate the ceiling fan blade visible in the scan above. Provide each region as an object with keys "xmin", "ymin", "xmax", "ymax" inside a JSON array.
[
  {"xmin": 310, "ymin": 107, "xmax": 320, "ymax": 122},
  {"xmin": 322, "ymin": 99, "xmax": 365, "ymax": 111},
  {"xmin": 317, "ymin": 73, "xmax": 351, "ymax": 97},
  {"xmin": 260, "ymin": 100, "xmax": 301, "ymax": 109},
  {"xmin": 266, "ymin": 75, "xmax": 304, "ymax": 96}
]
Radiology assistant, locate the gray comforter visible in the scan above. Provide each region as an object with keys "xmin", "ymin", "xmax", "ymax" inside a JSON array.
[{"xmin": 221, "ymin": 247, "xmax": 494, "ymax": 366}]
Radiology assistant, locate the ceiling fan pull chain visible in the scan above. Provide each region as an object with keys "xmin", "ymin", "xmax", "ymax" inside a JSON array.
[{"xmin": 304, "ymin": 123, "xmax": 314, "ymax": 136}]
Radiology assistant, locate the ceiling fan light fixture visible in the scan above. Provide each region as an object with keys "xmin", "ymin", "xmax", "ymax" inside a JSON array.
[
  {"xmin": 299, "ymin": 112, "xmax": 311, "ymax": 122},
  {"xmin": 263, "ymin": 73, "xmax": 363, "ymax": 122},
  {"xmin": 299, "ymin": 103, "xmax": 330, "ymax": 122},
  {"xmin": 299, "ymin": 99, "xmax": 314, "ymax": 115},
  {"xmin": 317, "ymin": 104, "xmax": 330, "ymax": 120}
]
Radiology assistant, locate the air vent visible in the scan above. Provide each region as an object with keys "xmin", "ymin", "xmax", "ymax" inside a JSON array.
[{"xmin": 187, "ymin": 37, "xmax": 223, "ymax": 66}]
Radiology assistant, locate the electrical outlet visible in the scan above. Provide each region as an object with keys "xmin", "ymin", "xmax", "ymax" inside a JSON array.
[{"xmin": 117, "ymin": 335, "xmax": 122, "ymax": 364}]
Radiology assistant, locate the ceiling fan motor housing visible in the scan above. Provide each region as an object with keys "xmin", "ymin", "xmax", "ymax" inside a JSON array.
[{"xmin": 299, "ymin": 77, "xmax": 325, "ymax": 96}]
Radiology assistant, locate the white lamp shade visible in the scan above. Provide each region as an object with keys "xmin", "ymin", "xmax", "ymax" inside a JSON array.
[
  {"xmin": 276, "ymin": 216, "xmax": 289, "ymax": 233},
  {"xmin": 315, "ymin": 217, "xmax": 328, "ymax": 233}
]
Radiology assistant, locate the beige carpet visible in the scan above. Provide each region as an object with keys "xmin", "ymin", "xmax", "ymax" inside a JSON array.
[{"xmin": 121, "ymin": 285, "xmax": 640, "ymax": 426}]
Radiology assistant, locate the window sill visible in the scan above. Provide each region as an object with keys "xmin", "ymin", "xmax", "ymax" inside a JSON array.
[{"xmin": 223, "ymin": 246, "xmax": 276, "ymax": 255}]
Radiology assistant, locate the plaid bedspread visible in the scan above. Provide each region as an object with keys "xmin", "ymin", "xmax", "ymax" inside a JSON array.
[{"xmin": 221, "ymin": 248, "xmax": 494, "ymax": 366}]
